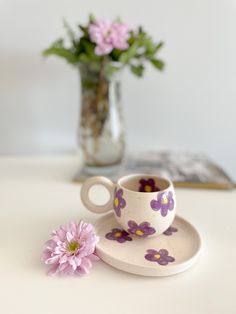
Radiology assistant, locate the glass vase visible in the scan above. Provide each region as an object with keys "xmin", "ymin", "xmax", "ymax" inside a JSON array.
[{"xmin": 78, "ymin": 62, "xmax": 125, "ymax": 175}]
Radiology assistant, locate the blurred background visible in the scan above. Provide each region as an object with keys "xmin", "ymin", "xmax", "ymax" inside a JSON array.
[{"xmin": 0, "ymin": 0, "xmax": 235, "ymax": 178}]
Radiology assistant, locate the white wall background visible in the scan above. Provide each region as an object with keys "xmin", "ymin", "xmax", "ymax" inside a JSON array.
[{"xmin": 0, "ymin": 0, "xmax": 235, "ymax": 178}]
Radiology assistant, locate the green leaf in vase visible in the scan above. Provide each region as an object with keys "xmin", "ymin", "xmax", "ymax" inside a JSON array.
[
  {"xmin": 150, "ymin": 58, "xmax": 165, "ymax": 70},
  {"xmin": 79, "ymin": 25, "xmax": 89, "ymax": 38},
  {"xmin": 119, "ymin": 41, "xmax": 139, "ymax": 64},
  {"xmin": 130, "ymin": 64, "xmax": 145, "ymax": 77},
  {"xmin": 42, "ymin": 39, "xmax": 78, "ymax": 64},
  {"xmin": 80, "ymin": 38, "xmax": 100, "ymax": 61},
  {"xmin": 63, "ymin": 19, "xmax": 75, "ymax": 43},
  {"xmin": 105, "ymin": 64, "xmax": 121, "ymax": 78}
]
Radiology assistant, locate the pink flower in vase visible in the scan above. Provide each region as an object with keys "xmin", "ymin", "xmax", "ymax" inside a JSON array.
[
  {"xmin": 42, "ymin": 221, "xmax": 99, "ymax": 276},
  {"xmin": 89, "ymin": 19, "xmax": 131, "ymax": 55}
]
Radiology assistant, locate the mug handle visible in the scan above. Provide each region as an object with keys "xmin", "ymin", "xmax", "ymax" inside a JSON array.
[{"xmin": 80, "ymin": 176, "xmax": 115, "ymax": 213}]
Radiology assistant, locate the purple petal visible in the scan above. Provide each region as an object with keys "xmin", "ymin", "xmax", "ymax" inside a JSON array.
[
  {"xmin": 163, "ymin": 226, "xmax": 177, "ymax": 236},
  {"xmin": 139, "ymin": 222, "xmax": 150, "ymax": 229},
  {"xmin": 166, "ymin": 256, "xmax": 175, "ymax": 262},
  {"xmin": 122, "ymin": 230, "xmax": 129, "ymax": 236},
  {"xmin": 139, "ymin": 179, "xmax": 146, "ymax": 185},
  {"xmin": 112, "ymin": 228, "xmax": 122, "ymax": 233},
  {"xmin": 159, "ymin": 249, "xmax": 169, "ymax": 256},
  {"xmin": 157, "ymin": 192, "xmax": 165, "ymax": 201},
  {"xmin": 157, "ymin": 258, "xmax": 168, "ymax": 266},
  {"xmin": 119, "ymin": 198, "xmax": 126, "ymax": 208},
  {"xmin": 163, "ymin": 230, "xmax": 171, "ymax": 236},
  {"xmin": 105, "ymin": 232, "xmax": 115, "ymax": 240},
  {"xmin": 117, "ymin": 189, "xmax": 123, "ymax": 197},
  {"xmin": 124, "ymin": 236, "xmax": 132, "ymax": 241},
  {"xmin": 117, "ymin": 237, "xmax": 126, "ymax": 243},
  {"xmin": 161, "ymin": 202, "xmax": 169, "ymax": 210},
  {"xmin": 127, "ymin": 228, "xmax": 135, "ymax": 234},
  {"xmin": 145, "ymin": 253, "xmax": 158, "ymax": 262},
  {"xmin": 128, "ymin": 220, "xmax": 138, "ymax": 229},
  {"xmin": 114, "ymin": 207, "xmax": 121, "ymax": 217},
  {"xmin": 150, "ymin": 199, "xmax": 161, "ymax": 210},
  {"xmin": 145, "ymin": 227, "xmax": 156, "ymax": 235},
  {"xmin": 169, "ymin": 199, "xmax": 174, "ymax": 210},
  {"xmin": 147, "ymin": 178, "xmax": 155, "ymax": 186},
  {"xmin": 161, "ymin": 207, "xmax": 168, "ymax": 217},
  {"xmin": 146, "ymin": 249, "xmax": 158, "ymax": 255}
]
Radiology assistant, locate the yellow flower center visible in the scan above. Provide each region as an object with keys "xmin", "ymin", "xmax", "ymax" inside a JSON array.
[
  {"xmin": 114, "ymin": 232, "xmax": 122, "ymax": 238},
  {"xmin": 144, "ymin": 185, "xmax": 152, "ymax": 192},
  {"xmin": 154, "ymin": 254, "xmax": 161, "ymax": 259},
  {"xmin": 67, "ymin": 242, "xmax": 80, "ymax": 253},
  {"xmin": 135, "ymin": 229, "xmax": 144, "ymax": 236},
  {"xmin": 161, "ymin": 195, "xmax": 168, "ymax": 204},
  {"xmin": 114, "ymin": 197, "xmax": 119, "ymax": 207}
]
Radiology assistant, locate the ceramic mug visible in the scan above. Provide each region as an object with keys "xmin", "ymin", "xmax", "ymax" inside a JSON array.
[{"xmin": 81, "ymin": 174, "xmax": 176, "ymax": 238}]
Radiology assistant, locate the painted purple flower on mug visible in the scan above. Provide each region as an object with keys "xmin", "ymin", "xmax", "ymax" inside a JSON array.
[
  {"xmin": 163, "ymin": 226, "xmax": 178, "ymax": 236},
  {"xmin": 127, "ymin": 221, "xmax": 156, "ymax": 237},
  {"xmin": 150, "ymin": 191, "xmax": 174, "ymax": 217},
  {"xmin": 145, "ymin": 249, "xmax": 175, "ymax": 265},
  {"xmin": 113, "ymin": 188, "xmax": 126, "ymax": 217},
  {"xmin": 105, "ymin": 228, "xmax": 132, "ymax": 243},
  {"xmin": 139, "ymin": 178, "xmax": 160, "ymax": 193}
]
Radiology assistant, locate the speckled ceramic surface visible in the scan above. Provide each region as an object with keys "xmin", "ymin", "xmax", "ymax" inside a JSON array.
[
  {"xmin": 81, "ymin": 174, "xmax": 176, "ymax": 237},
  {"xmin": 95, "ymin": 212, "xmax": 201, "ymax": 276}
]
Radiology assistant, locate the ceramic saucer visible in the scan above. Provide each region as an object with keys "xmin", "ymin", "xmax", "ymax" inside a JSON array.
[{"xmin": 95, "ymin": 212, "xmax": 201, "ymax": 276}]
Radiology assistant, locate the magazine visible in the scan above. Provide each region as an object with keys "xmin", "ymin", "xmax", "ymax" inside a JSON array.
[{"xmin": 75, "ymin": 151, "xmax": 234, "ymax": 190}]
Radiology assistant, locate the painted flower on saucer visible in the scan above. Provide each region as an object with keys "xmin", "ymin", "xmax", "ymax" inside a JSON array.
[
  {"xmin": 150, "ymin": 191, "xmax": 174, "ymax": 217},
  {"xmin": 42, "ymin": 220, "xmax": 99, "ymax": 276},
  {"xmin": 139, "ymin": 178, "xmax": 160, "ymax": 192},
  {"xmin": 113, "ymin": 188, "xmax": 126, "ymax": 217},
  {"xmin": 145, "ymin": 249, "xmax": 175, "ymax": 265},
  {"xmin": 127, "ymin": 220, "xmax": 156, "ymax": 237},
  {"xmin": 105, "ymin": 228, "xmax": 132, "ymax": 243},
  {"xmin": 163, "ymin": 226, "xmax": 178, "ymax": 236}
]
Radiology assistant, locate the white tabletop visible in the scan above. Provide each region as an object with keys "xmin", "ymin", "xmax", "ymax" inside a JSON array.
[{"xmin": 0, "ymin": 155, "xmax": 235, "ymax": 314}]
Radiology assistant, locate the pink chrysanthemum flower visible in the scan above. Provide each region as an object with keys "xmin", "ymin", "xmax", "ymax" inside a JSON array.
[
  {"xmin": 42, "ymin": 221, "xmax": 99, "ymax": 276},
  {"xmin": 89, "ymin": 19, "xmax": 131, "ymax": 55}
]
